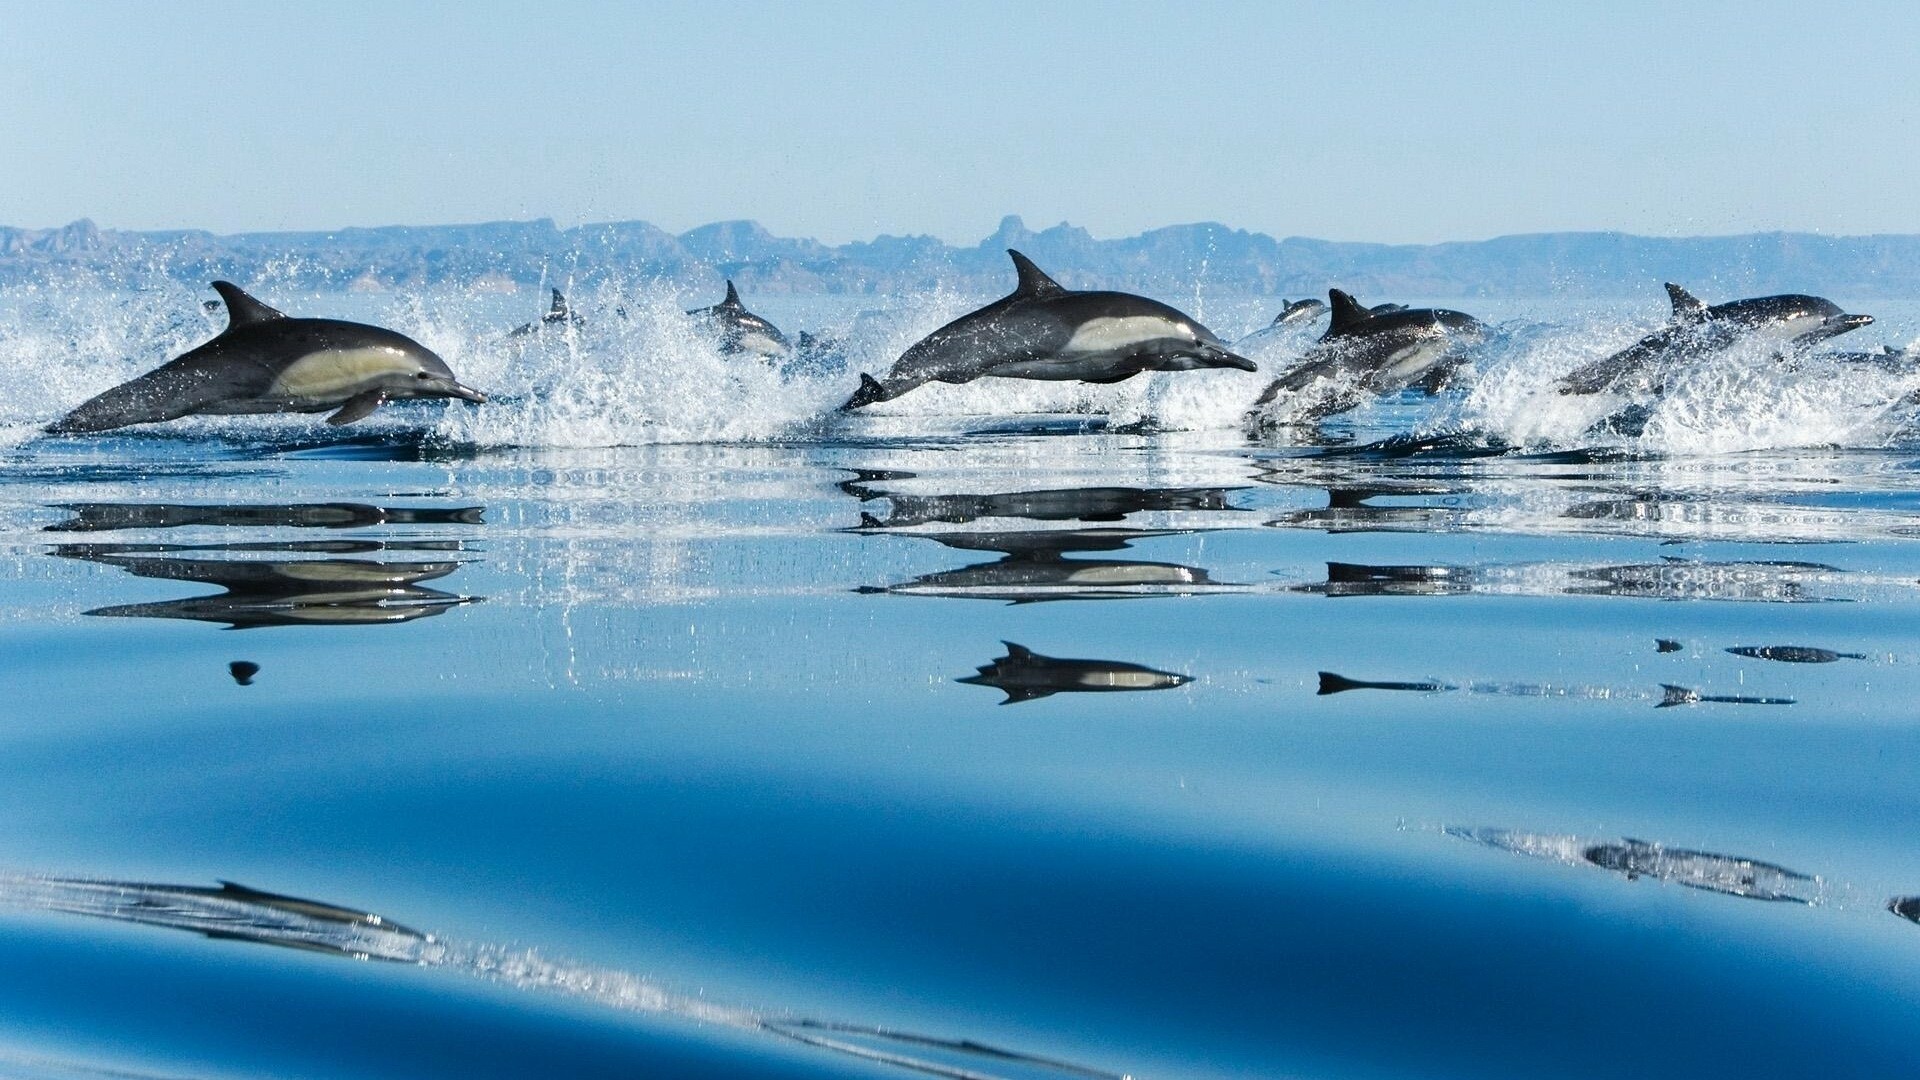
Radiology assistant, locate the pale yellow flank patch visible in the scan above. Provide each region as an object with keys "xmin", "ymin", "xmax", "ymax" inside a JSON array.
[
  {"xmin": 1059, "ymin": 316, "xmax": 1187, "ymax": 356},
  {"xmin": 268, "ymin": 347, "xmax": 416, "ymax": 401}
]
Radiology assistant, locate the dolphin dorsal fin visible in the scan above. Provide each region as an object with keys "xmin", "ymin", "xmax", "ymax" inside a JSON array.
[
  {"xmin": 210, "ymin": 281, "xmax": 286, "ymax": 331},
  {"xmin": 1001, "ymin": 640, "xmax": 1035, "ymax": 660},
  {"xmin": 548, "ymin": 289, "xmax": 570, "ymax": 318},
  {"xmin": 1326, "ymin": 289, "xmax": 1372, "ymax": 335},
  {"xmin": 721, "ymin": 281, "xmax": 743, "ymax": 308},
  {"xmin": 1666, "ymin": 283, "xmax": 1708, "ymax": 324},
  {"xmin": 1007, "ymin": 250, "xmax": 1065, "ymax": 298}
]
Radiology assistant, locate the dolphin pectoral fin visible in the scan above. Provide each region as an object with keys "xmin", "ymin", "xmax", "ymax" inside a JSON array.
[
  {"xmin": 1000, "ymin": 688, "xmax": 1054, "ymax": 705},
  {"xmin": 1083, "ymin": 371, "xmax": 1140, "ymax": 385},
  {"xmin": 326, "ymin": 391, "xmax": 387, "ymax": 426}
]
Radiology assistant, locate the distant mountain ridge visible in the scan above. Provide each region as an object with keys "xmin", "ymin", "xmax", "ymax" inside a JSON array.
[{"xmin": 5, "ymin": 214, "xmax": 1920, "ymax": 299}]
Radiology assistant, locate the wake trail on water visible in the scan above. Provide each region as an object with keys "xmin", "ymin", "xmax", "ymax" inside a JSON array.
[
  {"xmin": 3, "ymin": 279, "xmax": 1918, "ymax": 454},
  {"xmin": 0, "ymin": 871, "xmax": 1127, "ymax": 1080}
]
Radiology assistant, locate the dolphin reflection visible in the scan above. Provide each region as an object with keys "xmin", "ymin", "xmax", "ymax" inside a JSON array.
[
  {"xmin": 0, "ymin": 871, "xmax": 1124, "ymax": 1080},
  {"xmin": 959, "ymin": 642, "xmax": 1192, "ymax": 704},
  {"xmin": 47, "ymin": 502, "xmax": 485, "ymax": 533},
  {"xmin": 842, "ymin": 472, "xmax": 1245, "ymax": 530},
  {"xmin": 860, "ymin": 528, "xmax": 1226, "ymax": 603},
  {"xmin": 53, "ymin": 541, "xmax": 479, "ymax": 629}
]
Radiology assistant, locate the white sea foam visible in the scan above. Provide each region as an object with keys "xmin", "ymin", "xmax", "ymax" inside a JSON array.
[{"xmin": 4, "ymin": 280, "xmax": 1917, "ymax": 453}]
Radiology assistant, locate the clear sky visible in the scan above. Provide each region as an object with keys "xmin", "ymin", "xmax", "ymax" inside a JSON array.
[{"xmin": 5, "ymin": 1, "xmax": 1919, "ymax": 244}]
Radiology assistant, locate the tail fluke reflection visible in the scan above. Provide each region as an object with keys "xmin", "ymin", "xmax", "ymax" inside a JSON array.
[
  {"xmin": 1317, "ymin": 672, "xmax": 1454, "ymax": 695},
  {"xmin": 1451, "ymin": 828, "xmax": 1823, "ymax": 904},
  {"xmin": 0, "ymin": 872, "xmax": 1128, "ymax": 1080},
  {"xmin": 959, "ymin": 642, "xmax": 1192, "ymax": 704}
]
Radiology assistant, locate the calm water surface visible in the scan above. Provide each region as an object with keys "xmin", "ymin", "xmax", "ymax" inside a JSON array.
[{"xmin": 1, "ymin": 289, "xmax": 1918, "ymax": 1077}]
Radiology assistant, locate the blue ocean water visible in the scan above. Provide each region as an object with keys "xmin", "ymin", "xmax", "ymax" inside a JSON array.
[{"xmin": 0, "ymin": 284, "xmax": 1918, "ymax": 1078}]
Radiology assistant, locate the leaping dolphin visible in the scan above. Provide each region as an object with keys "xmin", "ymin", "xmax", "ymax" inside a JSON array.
[
  {"xmin": 1556, "ymin": 283, "xmax": 1873, "ymax": 396},
  {"xmin": 1246, "ymin": 290, "xmax": 1486, "ymax": 424},
  {"xmin": 48, "ymin": 282, "xmax": 485, "ymax": 434},
  {"xmin": 842, "ymin": 250, "xmax": 1255, "ymax": 410},
  {"xmin": 688, "ymin": 280, "xmax": 791, "ymax": 358},
  {"xmin": 505, "ymin": 288, "xmax": 581, "ymax": 338}
]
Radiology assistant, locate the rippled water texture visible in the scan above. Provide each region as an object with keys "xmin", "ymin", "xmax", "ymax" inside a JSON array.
[{"xmin": 0, "ymin": 285, "xmax": 1917, "ymax": 1078}]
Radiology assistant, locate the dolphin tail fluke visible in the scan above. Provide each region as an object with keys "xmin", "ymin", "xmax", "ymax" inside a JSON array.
[
  {"xmin": 1317, "ymin": 671, "xmax": 1366, "ymax": 696},
  {"xmin": 841, "ymin": 373, "xmax": 889, "ymax": 411},
  {"xmin": 1657, "ymin": 684, "xmax": 1700, "ymax": 708}
]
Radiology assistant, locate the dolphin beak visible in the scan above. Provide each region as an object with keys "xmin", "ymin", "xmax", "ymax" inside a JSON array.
[
  {"xmin": 1832, "ymin": 313, "xmax": 1874, "ymax": 333},
  {"xmin": 448, "ymin": 381, "xmax": 488, "ymax": 404},
  {"xmin": 1215, "ymin": 348, "xmax": 1258, "ymax": 372}
]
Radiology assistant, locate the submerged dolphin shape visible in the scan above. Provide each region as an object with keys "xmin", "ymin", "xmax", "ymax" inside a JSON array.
[
  {"xmin": 1556, "ymin": 282, "xmax": 1873, "ymax": 396},
  {"xmin": 1247, "ymin": 290, "xmax": 1486, "ymax": 424},
  {"xmin": 48, "ymin": 282, "xmax": 486, "ymax": 433},
  {"xmin": 505, "ymin": 288, "xmax": 581, "ymax": 338},
  {"xmin": 1452, "ymin": 827, "xmax": 1822, "ymax": 904},
  {"xmin": 1725, "ymin": 644, "xmax": 1865, "ymax": 664},
  {"xmin": 843, "ymin": 250, "xmax": 1255, "ymax": 410},
  {"xmin": 688, "ymin": 280, "xmax": 791, "ymax": 358},
  {"xmin": 957, "ymin": 641, "xmax": 1192, "ymax": 703}
]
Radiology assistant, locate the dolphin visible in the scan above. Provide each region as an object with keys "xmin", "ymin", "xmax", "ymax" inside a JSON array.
[
  {"xmin": 957, "ymin": 641, "xmax": 1192, "ymax": 704},
  {"xmin": 1725, "ymin": 644, "xmax": 1865, "ymax": 663},
  {"xmin": 1246, "ymin": 290, "xmax": 1486, "ymax": 424},
  {"xmin": 505, "ymin": 288, "xmax": 581, "ymax": 338},
  {"xmin": 47, "ymin": 282, "xmax": 485, "ymax": 434},
  {"xmin": 843, "ymin": 250, "xmax": 1255, "ymax": 410},
  {"xmin": 688, "ymin": 280, "xmax": 791, "ymax": 358},
  {"xmin": 1557, "ymin": 283, "xmax": 1873, "ymax": 396}
]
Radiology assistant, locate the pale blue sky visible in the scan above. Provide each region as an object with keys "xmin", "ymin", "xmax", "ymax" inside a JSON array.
[{"xmin": 5, "ymin": 1, "xmax": 1918, "ymax": 244}]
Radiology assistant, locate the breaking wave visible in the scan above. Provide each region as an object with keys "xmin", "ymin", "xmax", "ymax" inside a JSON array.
[{"xmin": 3, "ymin": 279, "xmax": 1917, "ymax": 454}]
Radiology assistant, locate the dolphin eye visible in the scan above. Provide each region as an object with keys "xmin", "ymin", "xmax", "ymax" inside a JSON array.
[{"xmin": 415, "ymin": 372, "xmax": 431, "ymax": 380}]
